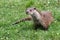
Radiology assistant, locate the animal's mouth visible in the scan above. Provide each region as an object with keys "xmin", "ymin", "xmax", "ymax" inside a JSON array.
[
  {"xmin": 26, "ymin": 11, "xmax": 28, "ymax": 14},
  {"xmin": 26, "ymin": 11, "xmax": 29, "ymax": 15}
]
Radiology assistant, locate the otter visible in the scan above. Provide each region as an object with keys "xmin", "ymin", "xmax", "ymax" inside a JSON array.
[{"xmin": 13, "ymin": 7, "xmax": 53, "ymax": 30}]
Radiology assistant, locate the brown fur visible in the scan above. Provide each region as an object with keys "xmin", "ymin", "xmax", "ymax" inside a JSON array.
[
  {"xmin": 13, "ymin": 7, "xmax": 53, "ymax": 30},
  {"xmin": 26, "ymin": 7, "xmax": 53, "ymax": 30}
]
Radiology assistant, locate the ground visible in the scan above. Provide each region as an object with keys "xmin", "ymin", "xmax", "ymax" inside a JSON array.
[{"xmin": 0, "ymin": 0, "xmax": 60, "ymax": 40}]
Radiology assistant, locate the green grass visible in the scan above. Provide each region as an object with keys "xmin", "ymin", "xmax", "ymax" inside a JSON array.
[{"xmin": 0, "ymin": 0, "xmax": 60, "ymax": 40}]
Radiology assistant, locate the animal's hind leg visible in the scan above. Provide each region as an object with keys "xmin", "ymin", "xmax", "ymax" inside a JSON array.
[
  {"xmin": 43, "ymin": 26, "xmax": 48, "ymax": 30},
  {"xmin": 34, "ymin": 24, "xmax": 48, "ymax": 30},
  {"xmin": 34, "ymin": 24, "xmax": 41, "ymax": 30},
  {"xmin": 34, "ymin": 24, "xmax": 38, "ymax": 30}
]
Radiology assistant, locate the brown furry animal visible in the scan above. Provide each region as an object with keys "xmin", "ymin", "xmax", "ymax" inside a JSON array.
[{"xmin": 13, "ymin": 7, "xmax": 53, "ymax": 30}]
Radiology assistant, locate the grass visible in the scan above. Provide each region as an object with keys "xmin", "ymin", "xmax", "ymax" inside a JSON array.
[{"xmin": 0, "ymin": 0, "xmax": 60, "ymax": 40}]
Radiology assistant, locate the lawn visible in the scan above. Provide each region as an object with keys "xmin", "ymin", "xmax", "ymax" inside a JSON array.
[{"xmin": 0, "ymin": 0, "xmax": 60, "ymax": 40}]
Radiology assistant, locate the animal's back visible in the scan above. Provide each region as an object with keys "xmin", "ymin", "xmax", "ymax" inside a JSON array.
[{"xmin": 40, "ymin": 11, "xmax": 53, "ymax": 28}]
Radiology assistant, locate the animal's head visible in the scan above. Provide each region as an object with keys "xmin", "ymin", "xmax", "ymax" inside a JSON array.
[{"xmin": 26, "ymin": 7, "xmax": 36, "ymax": 15}]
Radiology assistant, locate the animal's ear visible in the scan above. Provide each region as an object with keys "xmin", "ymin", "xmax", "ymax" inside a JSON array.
[{"xmin": 33, "ymin": 7, "xmax": 36, "ymax": 10}]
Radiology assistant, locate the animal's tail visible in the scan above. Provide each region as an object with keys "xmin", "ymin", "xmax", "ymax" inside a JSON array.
[{"xmin": 12, "ymin": 17, "xmax": 32, "ymax": 25}]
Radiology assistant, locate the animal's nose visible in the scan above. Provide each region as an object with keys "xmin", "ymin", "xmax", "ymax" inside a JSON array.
[{"xmin": 26, "ymin": 11, "xmax": 28, "ymax": 14}]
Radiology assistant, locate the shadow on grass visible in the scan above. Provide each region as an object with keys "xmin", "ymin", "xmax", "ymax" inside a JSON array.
[{"xmin": 16, "ymin": 24, "xmax": 49, "ymax": 33}]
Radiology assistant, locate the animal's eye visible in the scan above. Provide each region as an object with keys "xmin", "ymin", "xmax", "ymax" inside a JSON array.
[{"xmin": 30, "ymin": 10, "xmax": 32, "ymax": 11}]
